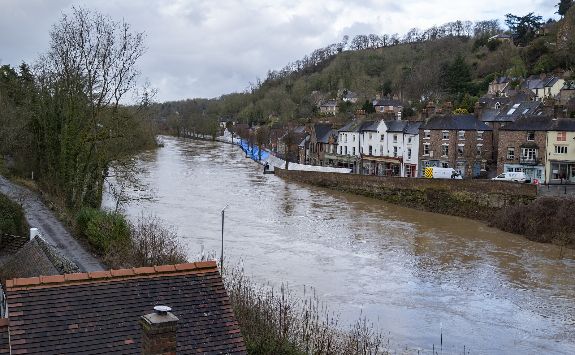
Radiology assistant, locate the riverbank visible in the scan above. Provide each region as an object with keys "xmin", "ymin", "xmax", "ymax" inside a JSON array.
[{"xmin": 273, "ymin": 168, "xmax": 573, "ymax": 247}]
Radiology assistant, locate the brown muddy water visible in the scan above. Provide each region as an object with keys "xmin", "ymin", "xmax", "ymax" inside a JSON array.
[{"xmin": 103, "ymin": 136, "xmax": 575, "ymax": 354}]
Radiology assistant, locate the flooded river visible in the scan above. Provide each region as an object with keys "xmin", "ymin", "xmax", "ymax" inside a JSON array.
[{"xmin": 103, "ymin": 136, "xmax": 575, "ymax": 354}]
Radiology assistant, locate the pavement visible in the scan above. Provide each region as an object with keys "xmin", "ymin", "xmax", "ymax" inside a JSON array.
[
  {"xmin": 537, "ymin": 183, "xmax": 575, "ymax": 197},
  {"xmin": 0, "ymin": 175, "xmax": 104, "ymax": 272}
]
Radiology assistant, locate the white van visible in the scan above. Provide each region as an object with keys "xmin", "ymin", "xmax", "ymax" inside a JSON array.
[
  {"xmin": 491, "ymin": 172, "xmax": 530, "ymax": 183},
  {"xmin": 423, "ymin": 167, "xmax": 462, "ymax": 179}
]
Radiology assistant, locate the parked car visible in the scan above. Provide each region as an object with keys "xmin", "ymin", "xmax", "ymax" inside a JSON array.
[
  {"xmin": 491, "ymin": 172, "xmax": 531, "ymax": 183},
  {"xmin": 423, "ymin": 167, "xmax": 462, "ymax": 179}
]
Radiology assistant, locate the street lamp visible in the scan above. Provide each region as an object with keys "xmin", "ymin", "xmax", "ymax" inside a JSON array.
[{"xmin": 220, "ymin": 204, "xmax": 229, "ymax": 274}]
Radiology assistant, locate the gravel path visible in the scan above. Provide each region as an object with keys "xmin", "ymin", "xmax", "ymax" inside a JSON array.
[{"xmin": 0, "ymin": 176, "xmax": 104, "ymax": 272}]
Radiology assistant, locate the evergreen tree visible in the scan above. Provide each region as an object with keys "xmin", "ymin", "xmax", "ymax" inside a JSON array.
[{"xmin": 557, "ymin": 0, "xmax": 573, "ymax": 16}]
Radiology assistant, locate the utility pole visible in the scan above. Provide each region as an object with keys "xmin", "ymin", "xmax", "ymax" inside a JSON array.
[{"xmin": 220, "ymin": 205, "xmax": 229, "ymax": 274}]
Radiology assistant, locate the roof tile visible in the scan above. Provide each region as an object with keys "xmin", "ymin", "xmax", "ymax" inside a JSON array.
[
  {"xmin": 40, "ymin": 275, "xmax": 66, "ymax": 284},
  {"xmin": 13, "ymin": 277, "xmax": 40, "ymax": 287},
  {"xmin": 64, "ymin": 273, "xmax": 89, "ymax": 282},
  {"xmin": 133, "ymin": 266, "xmax": 155, "ymax": 275},
  {"xmin": 110, "ymin": 268, "xmax": 135, "ymax": 277},
  {"xmin": 154, "ymin": 265, "xmax": 176, "ymax": 273},
  {"xmin": 88, "ymin": 271, "xmax": 112, "ymax": 279},
  {"xmin": 195, "ymin": 260, "xmax": 218, "ymax": 269}
]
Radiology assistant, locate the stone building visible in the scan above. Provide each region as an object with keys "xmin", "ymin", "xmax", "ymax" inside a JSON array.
[{"xmin": 419, "ymin": 115, "xmax": 493, "ymax": 178}]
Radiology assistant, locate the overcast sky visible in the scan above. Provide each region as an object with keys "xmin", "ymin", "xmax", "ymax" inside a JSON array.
[{"xmin": 0, "ymin": 0, "xmax": 558, "ymax": 102}]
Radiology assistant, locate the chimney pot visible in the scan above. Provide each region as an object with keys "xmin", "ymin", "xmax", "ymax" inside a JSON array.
[{"xmin": 141, "ymin": 306, "xmax": 178, "ymax": 355}]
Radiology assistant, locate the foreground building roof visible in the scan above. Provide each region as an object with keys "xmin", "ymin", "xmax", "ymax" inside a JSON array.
[
  {"xmin": 2, "ymin": 260, "xmax": 246, "ymax": 354},
  {"xmin": 0, "ymin": 236, "xmax": 80, "ymax": 284}
]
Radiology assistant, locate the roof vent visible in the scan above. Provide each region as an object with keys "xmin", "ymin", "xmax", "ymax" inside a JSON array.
[{"xmin": 154, "ymin": 305, "xmax": 172, "ymax": 315}]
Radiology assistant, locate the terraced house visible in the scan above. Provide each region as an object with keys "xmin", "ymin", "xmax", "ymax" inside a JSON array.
[
  {"xmin": 545, "ymin": 119, "xmax": 575, "ymax": 183},
  {"xmin": 419, "ymin": 115, "xmax": 493, "ymax": 178},
  {"xmin": 497, "ymin": 115, "xmax": 552, "ymax": 182}
]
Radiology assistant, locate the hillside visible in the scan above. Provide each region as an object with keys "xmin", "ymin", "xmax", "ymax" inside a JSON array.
[{"xmin": 155, "ymin": 6, "xmax": 574, "ymax": 133}]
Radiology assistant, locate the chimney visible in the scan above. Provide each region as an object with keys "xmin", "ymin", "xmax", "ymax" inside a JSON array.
[{"xmin": 140, "ymin": 306, "xmax": 179, "ymax": 355}]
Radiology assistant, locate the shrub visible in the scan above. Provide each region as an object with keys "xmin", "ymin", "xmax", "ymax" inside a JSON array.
[
  {"xmin": 76, "ymin": 208, "xmax": 131, "ymax": 255},
  {"xmin": 490, "ymin": 197, "xmax": 575, "ymax": 246},
  {"xmin": 0, "ymin": 192, "xmax": 29, "ymax": 236},
  {"xmin": 224, "ymin": 266, "xmax": 388, "ymax": 355}
]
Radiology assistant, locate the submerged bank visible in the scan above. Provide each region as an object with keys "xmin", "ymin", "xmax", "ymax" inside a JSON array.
[{"xmin": 273, "ymin": 168, "xmax": 575, "ymax": 248}]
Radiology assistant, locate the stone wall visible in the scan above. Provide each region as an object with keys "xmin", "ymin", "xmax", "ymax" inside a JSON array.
[{"xmin": 275, "ymin": 169, "xmax": 536, "ymax": 221}]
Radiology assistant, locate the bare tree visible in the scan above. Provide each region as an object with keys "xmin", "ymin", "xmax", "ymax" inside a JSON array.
[{"xmin": 33, "ymin": 6, "xmax": 146, "ymax": 209}]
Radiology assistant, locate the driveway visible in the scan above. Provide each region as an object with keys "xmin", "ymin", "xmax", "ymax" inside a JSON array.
[{"xmin": 0, "ymin": 176, "xmax": 104, "ymax": 272}]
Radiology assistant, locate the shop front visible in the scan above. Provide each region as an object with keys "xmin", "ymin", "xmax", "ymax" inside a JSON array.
[{"xmin": 549, "ymin": 161, "xmax": 575, "ymax": 183}]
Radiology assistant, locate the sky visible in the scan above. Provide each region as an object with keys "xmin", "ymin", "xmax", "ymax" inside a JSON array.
[{"xmin": 0, "ymin": 0, "xmax": 558, "ymax": 102}]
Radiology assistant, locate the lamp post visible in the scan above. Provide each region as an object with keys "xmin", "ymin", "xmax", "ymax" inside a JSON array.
[{"xmin": 220, "ymin": 204, "xmax": 229, "ymax": 274}]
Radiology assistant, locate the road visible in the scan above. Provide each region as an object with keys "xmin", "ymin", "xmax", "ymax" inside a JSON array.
[{"xmin": 0, "ymin": 176, "xmax": 104, "ymax": 272}]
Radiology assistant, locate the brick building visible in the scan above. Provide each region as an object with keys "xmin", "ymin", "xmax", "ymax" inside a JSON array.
[
  {"xmin": 497, "ymin": 115, "xmax": 554, "ymax": 182},
  {"xmin": 419, "ymin": 115, "xmax": 493, "ymax": 178}
]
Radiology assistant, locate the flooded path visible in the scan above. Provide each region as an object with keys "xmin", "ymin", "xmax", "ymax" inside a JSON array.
[{"xmin": 104, "ymin": 136, "xmax": 575, "ymax": 354}]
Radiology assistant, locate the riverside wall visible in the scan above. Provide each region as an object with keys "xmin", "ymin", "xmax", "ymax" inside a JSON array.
[{"xmin": 274, "ymin": 169, "xmax": 537, "ymax": 221}]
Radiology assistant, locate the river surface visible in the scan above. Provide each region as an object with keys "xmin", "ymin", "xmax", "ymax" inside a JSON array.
[{"xmin": 103, "ymin": 136, "xmax": 575, "ymax": 354}]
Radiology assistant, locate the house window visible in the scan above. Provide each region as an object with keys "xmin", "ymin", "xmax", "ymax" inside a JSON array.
[
  {"xmin": 522, "ymin": 148, "xmax": 537, "ymax": 160},
  {"xmin": 476, "ymin": 145, "xmax": 482, "ymax": 156},
  {"xmin": 424, "ymin": 130, "xmax": 430, "ymax": 139},
  {"xmin": 338, "ymin": 146, "xmax": 342, "ymax": 154},
  {"xmin": 457, "ymin": 145, "xmax": 464, "ymax": 156},
  {"xmin": 442, "ymin": 131, "xmax": 449, "ymax": 140},
  {"xmin": 557, "ymin": 132, "xmax": 567, "ymax": 141},
  {"xmin": 442, "ymin": 145, "xmax": 449, "ymax": 157},
  {"xmin": 353, "ymin": 135, "xmax": 356, "ymax": 142},
  {"xmin": 423, "ymin": 144, "xmax": 430, "ymax": 155},
  {"xmin": 393, "ymin": 134, "xmax": 398, "ymax": 143},
  {"xmin": 527, "ymin": 131, "xmax": 535, "ymax": 141},
  {"xmin": 380, "ymin": 134, "xmax": 385, "ymax": 141},
  {"xmin": 507, "ymin": 147, "xmax": 515, "ymax": 159},
  {"xmin": 369, "ymin": 133, "xmax": 373, "ymax": 140},
  {"xmin": 477, "ymin": 131, "xmax": 483, "ymax": 140},
  {"xmin": 352, "ymin": 147, "xmax": 356, "ymax": 155},
  {"xmin": 380, "ymin": 145, "xmax": 384, "ymax": 156},
  {"xmin": 458, "ymin": 131, "xmax": 465, "ymax": 140},
  {"xmin": 393, "ymin": 146, "xmax": 398, "ymax": 157},
  {"xmin": 344, "ymin": 146, "xmax": 348, "ymax": 155},
  {"xmin": 345, "ymin": 134, "xmax": 348, "ymax": 143},
  {"xmin": 555, "ymin": 145, "xmax": 568, "ymax": 154},
  {"xmin": 369, "ymin": 145, "xmax": 373, "ymax": 155},
  {"xmin": 408, "ymin": 137, "xmax": 412, "ymax": 144}
]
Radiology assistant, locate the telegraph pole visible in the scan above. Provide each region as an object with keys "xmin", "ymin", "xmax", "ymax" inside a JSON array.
[{"xmin": 220, "ymin": 205, "xmax": 229, "ymax": 274}]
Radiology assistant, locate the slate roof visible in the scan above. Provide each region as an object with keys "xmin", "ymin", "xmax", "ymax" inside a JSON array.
[
  {"xmin": 0, "ymin": 236, "xmax": 80, "ymax": 284},
  {"xmin": 339, "ymin": 120, "xmax": 373, "ymax": 133},
  {"xmin": 500, "ymin": 115, "xmax": 555, "ymax": 131},
  {"xmin": 405, "ymin": 121, "xmax": 422, "ymax": 135},
  {"xmin": 385, "ymin": 120, "xmax": 407, "ymax": 132},
  {"xmin": 360, "ymin": 121, "xmax": 380, "ymax": 132},
  {"xmin": 550, "ymin": 118, "xmax": 575, "ymax": 131},
  {"xmin": 0, "ymin": 234, "xmax": 28, "ymax": 264},
  {"xmin": 489, "ymin": 101, "xmax": 542, "ymax": 122},
  {"xmin": 4, "ymin": 260, "xmax": 247, "ymax": 354},
  {"xmin": 314, "ymin": 123, "xmax": 334, "ymax": 143},
  {"xmin": 320, "ymin": 100, "xmax": 337, "ymax": 107},
  {"xmin": 421, "ymin": 115, "xmax": 492, "ymax": 131}
]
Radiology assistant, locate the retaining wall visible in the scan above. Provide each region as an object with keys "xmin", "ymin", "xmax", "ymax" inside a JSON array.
[{"xmin": 275, "ymin": 169, "xmax": 537, "ymax": 221}]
